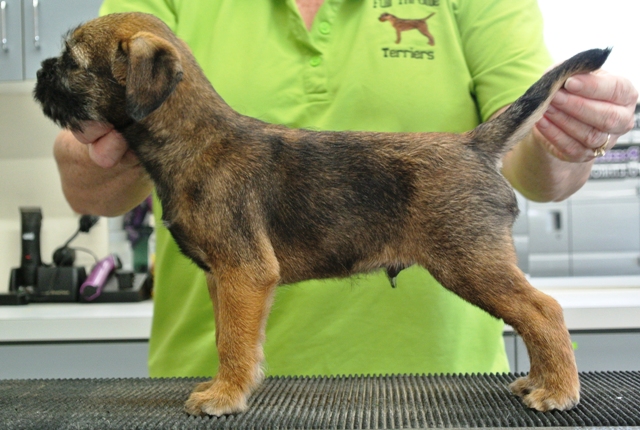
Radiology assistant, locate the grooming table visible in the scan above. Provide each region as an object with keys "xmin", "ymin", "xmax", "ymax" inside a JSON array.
[{"xmin": 1, "ymin": 372, "xmax": 639, "ymax": 429}]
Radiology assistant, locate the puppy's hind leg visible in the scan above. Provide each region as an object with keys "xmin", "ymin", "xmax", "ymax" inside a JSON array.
[
  {"xmin": 184, "ymin": 256, "xmax": 279, "ymax": 416},
  {"xmin": 424, "ymin": 238, "xmax": 579, "ymax": 411}
]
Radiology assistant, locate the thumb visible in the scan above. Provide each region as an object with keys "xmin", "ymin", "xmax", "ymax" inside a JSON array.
[{"xmin": 87, "ymin": 129, "xmax": 130, "ymax": 169}]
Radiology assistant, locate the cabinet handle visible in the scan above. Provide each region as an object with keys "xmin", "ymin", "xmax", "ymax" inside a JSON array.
[
  {"xmin": 551, "ymin": 210, "xmax": 562, "ymax": 231},
  {"xmin": 1, "ymin": 1, "xmax": 8, "ymax": 52},
  {"xmin": 32, "ymin": 0, "xmax": 40, "ymax": 48}
]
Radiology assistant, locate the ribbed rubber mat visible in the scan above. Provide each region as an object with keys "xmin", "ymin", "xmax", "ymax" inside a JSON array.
[{"xmin": 1, "ymin": 372, "xmax": 639, "ymax": 429}]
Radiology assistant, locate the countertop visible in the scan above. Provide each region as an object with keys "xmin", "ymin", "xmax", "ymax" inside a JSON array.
[
  {"xmin": 1, "ymin": 276, "xmax": 639, "ymax": 343},
  {"xmin": 0, "ymin": 300, "xmax": 153, "ymax": 342},
  {"xmin": 528, "ymin": 275, "xmax": 640, "ymax": 331}
]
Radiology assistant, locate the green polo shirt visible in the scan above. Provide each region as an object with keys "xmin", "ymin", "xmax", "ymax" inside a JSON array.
[{"xmin": 100, "ymin": 0, "xmax": 551, "ymax": 377}]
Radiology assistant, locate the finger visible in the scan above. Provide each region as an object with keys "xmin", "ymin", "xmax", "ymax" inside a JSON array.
[
  {"xmin": 71, "ymin": 121, "xmax": 114, "ymax": 145},
  {"xmin": 551, "ymin": 89, "xmax": 636, "ymax": 136},
  {"xmin": 120, "ymin": 149, "xmax": 142, "ymax": 168},
  {"xmin": 564, "ymin": 71, "xmax": 638, "ymax": 106},
  {"xmin": 544, "ymin": 105, "xmax": 615, "ymax": 152},
  {"xmin": 535, "ymin": 115, "xmax": 595, "ymax": 163},
  {"xmin": 87, "ymin": 130, "xmax": 129, "ymax": 169}
]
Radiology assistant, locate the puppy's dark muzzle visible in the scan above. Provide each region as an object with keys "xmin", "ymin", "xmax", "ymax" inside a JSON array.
[
  {"xmin": 34, "ymin": 57, "xmax": 61, "ymax": 96},
  {"xmin": 33, "ymin": 57, "xmax": 92, "ymax": 131},
  {"xmin": 34, "ymin": 57, "xmax": 63, "ymax": 109},
  {"xmin": 36, "ymin": 57, "xmax": 58, "ymax": 80}
]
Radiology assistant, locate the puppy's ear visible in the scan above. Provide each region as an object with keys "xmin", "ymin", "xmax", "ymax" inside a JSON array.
[{"xmin": 120, "ymin": 31, "xmax": 183, "ymax": 121}]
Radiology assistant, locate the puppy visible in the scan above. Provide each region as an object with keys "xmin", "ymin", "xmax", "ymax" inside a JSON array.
[{"xmin": 34, "ymin": 12, "xmax": 610, "ymax": 416}]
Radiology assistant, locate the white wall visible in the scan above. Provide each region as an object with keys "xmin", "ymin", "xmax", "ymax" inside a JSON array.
[{"xmin": 538, "ymin": 0, "xmax": 640, "ymax": 90}]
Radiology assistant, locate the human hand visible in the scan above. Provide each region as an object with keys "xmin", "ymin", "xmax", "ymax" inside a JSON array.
[
  {"xmin": 534, "ymin": 70, "xmax": 638, "ymax": 162},
  {"xmin": 72, "ymin": 121, "xmax": 138, "ymax": 169}
]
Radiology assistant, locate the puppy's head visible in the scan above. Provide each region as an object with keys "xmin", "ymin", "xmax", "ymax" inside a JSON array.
[{"xmin": 34, "ymin": 12, "xmax": 183, "ymax": 131}]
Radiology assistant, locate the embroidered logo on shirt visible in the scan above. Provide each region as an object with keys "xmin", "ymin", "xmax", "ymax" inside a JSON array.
[
  {"xmin": 373, "ymin": 1, "xmax": 438, "ymax": 60},
  {"xmin": 374, "ymin": 0, "xmax": 440, "ymax": 7},
  {"xmin": 381, "ymin": 47, "xmax": 435, "ymax": 59},
  {"xmin": 379, "ymin": 13, "xmax": 436, "ymax": 46}
]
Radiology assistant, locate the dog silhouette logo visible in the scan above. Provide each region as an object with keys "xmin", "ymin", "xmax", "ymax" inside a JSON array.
[{"xmin": 379, "ymin": 12, "xmax": 435, "ymax": 45}]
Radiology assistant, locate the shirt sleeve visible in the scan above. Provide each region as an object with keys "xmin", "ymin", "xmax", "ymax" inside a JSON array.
[
  {"xmin": 454, "ymin": 0, "xmax": 553, "ymax": 121},
  {"xmin": 99, "ymin": 0, "xmax": 177, "ymax": 31}
]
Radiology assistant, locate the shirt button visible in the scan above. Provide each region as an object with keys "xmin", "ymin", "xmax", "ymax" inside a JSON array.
[
  {"xmin": 318, "ymin": 22, "xmax": 331, "ymax": 35},
  {"xmin": 309, "ymin": 56, "xmax": 322, "ymax": 67}
]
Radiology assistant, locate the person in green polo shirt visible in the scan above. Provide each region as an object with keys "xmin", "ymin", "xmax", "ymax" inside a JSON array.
[{"xmin": 53, "ymin": 0, "xmax": 636, "ymax": 378}]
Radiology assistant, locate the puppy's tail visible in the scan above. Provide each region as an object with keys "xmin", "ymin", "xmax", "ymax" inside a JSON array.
[{"xmin": 469, "ymin": 48, "xmax": 611, "ymax": 158}]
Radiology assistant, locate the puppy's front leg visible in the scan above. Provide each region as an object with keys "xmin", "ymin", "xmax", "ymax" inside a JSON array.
[{"xmin": 184, "ymin": 262, "xmax": 278, "ymax": 416}]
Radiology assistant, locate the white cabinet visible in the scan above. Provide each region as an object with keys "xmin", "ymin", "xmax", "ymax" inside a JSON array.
[
  {"xmin": 0, "ymin": 0, "xmax": 102, "ymax": 81},
  {"xmin": 518, "ymin": 148, "xmax": 640, "ymax": 277},
  {"xmin": 515, "ymin": 331, "xmax": 640, "ymax": 373},
  {"xmin": 0, "ymin": 0, "xmax": 23, "ymax": 80},
  {"xmin": 0, "ymin": 341, "xmax": 149, "ymax": 379}
]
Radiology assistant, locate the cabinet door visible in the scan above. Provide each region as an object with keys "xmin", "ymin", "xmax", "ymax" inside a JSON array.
[
  {"xmin": 0, "ymin": 341, "xmax": 149, "ymax": 379},
  {"xmin": 527, "ymin": 201, "xmax": 570, "ymax": 277},
  {"xmin": 512, "ymin": 192, "xmax": 530, "ymax": 274},
  {"xmin": 503, "ymin": 333, "xmax": 516, "ymax": 373},
  {"xmin": 0, "ymin": 0, "xmax": 23, "ymax": 81},
  {"xmin": 516, "ymin": 331, "xmax": 640, "ymax": 372},
  {"xmin": 22, "ymin": 0, "xmax": 102, "ymax": 79},
  {"xmin": 570, "ymin": 180, "xmax": 640, "ymax": 276}
]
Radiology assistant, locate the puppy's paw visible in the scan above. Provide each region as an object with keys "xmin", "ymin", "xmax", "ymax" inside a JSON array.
[
  {"xmin": 509, "ymin": 376, "xmax": 537, "ymax": 397},
  {"xmin": 510, "ymin": 376, "xmax": 580, "ymax": 411},
  {"xmin": 192, "ymin": 380, "xmax": 215, "ymax": 393},
  {"xmin": 521, "ymin": 387, "xmax": 580, "ymax": 411},
  {"xmin": 184, "ymin": 380, "xmax": 249, "ymax": 416}
]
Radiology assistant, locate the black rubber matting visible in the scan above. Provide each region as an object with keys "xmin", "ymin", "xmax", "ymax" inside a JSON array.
[{"xmin": 1, "ymin": 372, "xmax": 639, "ymax": 429}]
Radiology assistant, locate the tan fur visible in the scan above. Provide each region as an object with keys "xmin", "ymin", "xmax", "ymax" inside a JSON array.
[{"xmin": 32, "ymin": 13, "xmax": 609, "ymax": 417}]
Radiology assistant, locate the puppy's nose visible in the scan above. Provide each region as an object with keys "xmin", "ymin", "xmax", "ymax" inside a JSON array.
[
  {"xmin": 36, "ymin": 57, "xmax": 58, "ymax": 82},
  {"xmin": 39, "ymin": 57, "xmax": 57, "ymax": 71},
  {"xmin": 40, "ymin": 57, "xmax": 58, "ymax": 68}
]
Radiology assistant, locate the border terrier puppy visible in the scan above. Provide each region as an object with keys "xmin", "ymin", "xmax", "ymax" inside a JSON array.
[{"xmin": 34, "ymin": 12, "xmax": 610, "ymax": 416}]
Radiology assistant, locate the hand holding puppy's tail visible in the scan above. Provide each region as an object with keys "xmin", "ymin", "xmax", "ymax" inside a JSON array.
[{"xmin": 470, "ymin": 48, "xmax": 611, "ymax": 157}]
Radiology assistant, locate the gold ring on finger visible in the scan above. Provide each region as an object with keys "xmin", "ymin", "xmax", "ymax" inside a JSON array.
[{"xmin": 593, "ymin": 134, "xmax": 611, "ymax": 158}]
